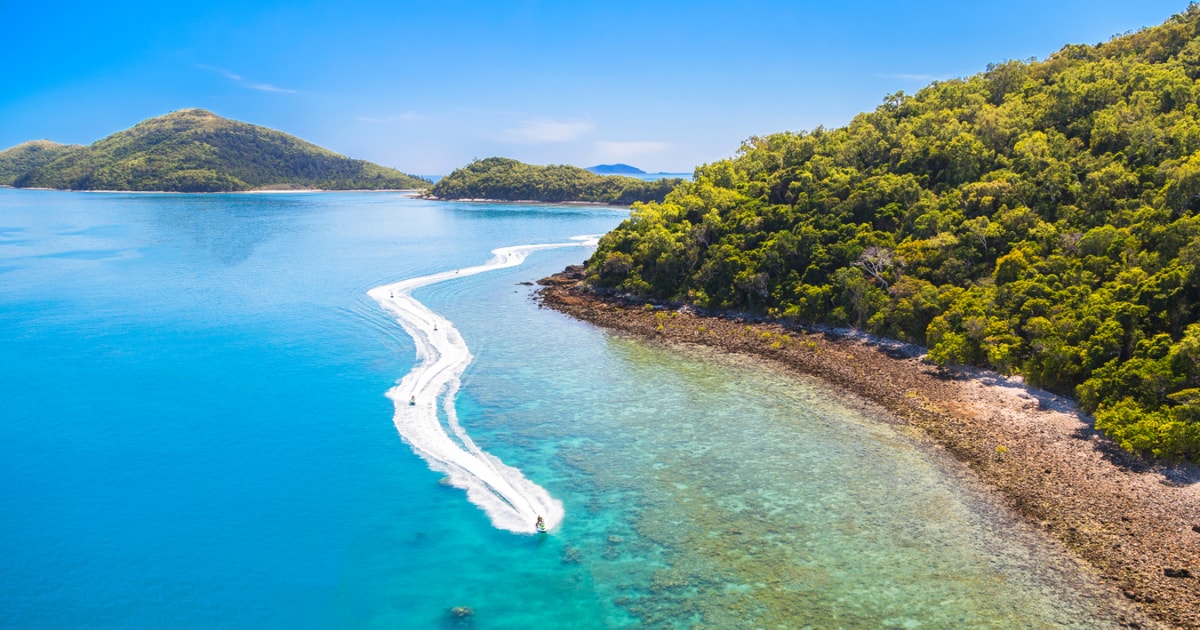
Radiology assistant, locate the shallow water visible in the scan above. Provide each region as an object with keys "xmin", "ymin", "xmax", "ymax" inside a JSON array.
[{"xmin": 0, "ymin": 189, "xmax": 1131, "ymax": 627}]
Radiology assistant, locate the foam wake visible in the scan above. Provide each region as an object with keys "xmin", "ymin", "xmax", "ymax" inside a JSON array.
[{"xmin": 368, "ymin": 237, "xmax": 596, "ymax": 533}]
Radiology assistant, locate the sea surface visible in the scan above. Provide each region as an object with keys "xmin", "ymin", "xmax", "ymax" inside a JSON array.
[{"xmin": 0, "ymin": 189, "xmax": 1131, "ymax": 628}]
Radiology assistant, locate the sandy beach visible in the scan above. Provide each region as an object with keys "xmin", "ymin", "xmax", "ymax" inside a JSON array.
[{"xmin": 538, "ymin": 265, "xmax": 1200, "ymax": 629}]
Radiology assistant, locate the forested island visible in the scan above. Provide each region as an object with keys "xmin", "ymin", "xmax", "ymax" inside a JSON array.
[
  {"xmin": 581, "ymin": 7, "xmax": 1200, "ymax": 461},
  {"xmin": 428, "ymin": 157, "xmax": 682, "ymax": 204},
  {"xmin": 0, "ymin": 109, "xmax": 428, "ymax": 192}
]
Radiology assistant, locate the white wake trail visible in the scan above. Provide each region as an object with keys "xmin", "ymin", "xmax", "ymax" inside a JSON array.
[{"xmin": 368, "ymin": 236, "xmax": 596, "ymax": 533}]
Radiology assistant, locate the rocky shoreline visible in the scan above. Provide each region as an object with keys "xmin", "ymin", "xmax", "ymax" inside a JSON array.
[
  {"xmin": 417, "ymin": 194, "xmax": 623, "ymax": 206},
  {"xmin": 537, "ymin": 266, "xmax": 1200, "ymax": 629}
]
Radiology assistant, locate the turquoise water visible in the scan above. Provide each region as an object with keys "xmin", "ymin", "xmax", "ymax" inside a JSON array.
[{"xmin": 0, "ymin": 190, "xmax": 1132, "ymax": 628}]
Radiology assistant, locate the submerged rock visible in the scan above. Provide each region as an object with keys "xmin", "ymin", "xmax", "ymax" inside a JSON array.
[{"xmin": 561, "ymin": 547, "xmax": 583, "ymax": 564}]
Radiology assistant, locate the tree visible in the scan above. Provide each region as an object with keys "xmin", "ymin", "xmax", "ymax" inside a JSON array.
[{"xmin": 854, "ymin": 246, "xmax": 901, "ymax": 289}]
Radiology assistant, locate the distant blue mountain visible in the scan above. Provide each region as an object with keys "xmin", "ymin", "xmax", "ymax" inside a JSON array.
[{"xmin": 586, "ymin": 163, "xmax": 646, "ymax": 175}]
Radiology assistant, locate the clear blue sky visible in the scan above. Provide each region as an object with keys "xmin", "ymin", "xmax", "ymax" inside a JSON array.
[{"xmin": 0, "ymin": 1, "xmax": 1190, "ymax": 175}]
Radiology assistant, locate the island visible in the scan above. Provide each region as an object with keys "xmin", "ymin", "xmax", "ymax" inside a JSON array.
[
  {"xmin": 0, "ymin": 109, "xmax": 429, "ymax": 192},
  {"xmin": 427, "ymin": 157, "xmax": 682, "ymax": 205},
  {"xmin": 585, "ymin": 163, "xmax": 646, "ymax": 175},
  {"xmin": 539, "ymin": 6, "xmax": 1200, "ymax": 628}
]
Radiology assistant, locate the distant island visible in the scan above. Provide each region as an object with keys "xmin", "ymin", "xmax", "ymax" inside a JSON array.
[
  {"xmin": 428, "ymin": 157, "xmax": 682, "ymax": 205},
  {"xmin": 0, "ymin": 109, "xmax": 428, "ymax": 192},
  {"xmin": 586, "ymin": 163, "xmax": 645, "ymax": 175}
]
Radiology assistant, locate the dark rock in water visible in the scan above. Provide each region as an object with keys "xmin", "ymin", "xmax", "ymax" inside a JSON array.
[
  {"xmin": 537, "ymin": 265, "xmax": 586, "ymax": 286},
  {"xmin": 517, "ymin": 281, "xmax": 533, "ymax": 286},
  {"xmin": 449, "ymin": 606, "xmax": 474, "ymax": 618},
  {"xmin": 561, "ymin": 546, "xmax": 582, "ymax": 564},
  {"xmin": 1163, "ymin": 567, "xmax": 1193, "ymax": 578}
]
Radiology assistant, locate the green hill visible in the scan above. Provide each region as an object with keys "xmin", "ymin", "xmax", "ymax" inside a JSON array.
[
  {"xmin": 584, "ymin": 6, "xmax": 1200, "ymax": 460},
  {"xmin": 0, "ymin": 109, "xmax": 428, "ymax": 192},
  {"xmin": 587, "ymin": 163, "xmax": 646, "ymax": 175},
  {"xmin": 429, "ymin": 157, "xmax": 682, "ymax": 205},
  {"xmin": 0, "ymin": 140, "xmax": 84, "ymax": 186}
]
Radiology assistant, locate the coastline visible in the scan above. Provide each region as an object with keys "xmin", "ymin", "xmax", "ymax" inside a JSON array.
[
  {"xmin": 418, "ymin": 194, "xmax": 629, "ymax": 207},
  {"xmin": 537, "ymin": 266, "xmax": 1200, "ymax": 629}
]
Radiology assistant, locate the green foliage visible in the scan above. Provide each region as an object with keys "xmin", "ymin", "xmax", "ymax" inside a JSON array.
[
  {"xmin": 0, "ymin": 141, "xmax": 84, "ymax": 185},
  {"xmin": 1, "ymin": 109, "xmax": 429, "ymax": 192},
  {"xmin": 583, "ymin": 5, "xmax": 1200, "ymax": 461},
  {"xmin": 429, "ymin": 157, "xmax": 682, "ymax": 205}
]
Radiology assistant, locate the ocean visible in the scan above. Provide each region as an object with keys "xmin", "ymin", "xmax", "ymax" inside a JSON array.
[{"xmin": 0, "ymin": 189, "xmax": 1129, "ymax": 627}]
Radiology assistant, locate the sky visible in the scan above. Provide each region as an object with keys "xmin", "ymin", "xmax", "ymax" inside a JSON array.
[{"xmin": 0, "ymin": 1, "xmax": 1192, "ymax": 175}]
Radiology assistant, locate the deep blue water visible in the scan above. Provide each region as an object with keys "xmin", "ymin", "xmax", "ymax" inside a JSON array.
[{"xmin": 0, "ymin": 190, "xmax": 1133, "ymax": 628}]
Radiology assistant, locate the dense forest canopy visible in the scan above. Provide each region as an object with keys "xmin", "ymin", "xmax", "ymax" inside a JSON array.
[
  {"xmin": 0, "ymin": 109, "xmax": 428, "ymax": 192},
  {"xmin": 585, "ymin": 5, "xmax": 1200, "ymax": 460},
  {"xmin": 0, "ymin": 140, "xmax": 83, "ymax": 185},
  {"xmin": 430, "ymin": 157, "xmax": 682, "ymax": 205}
]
